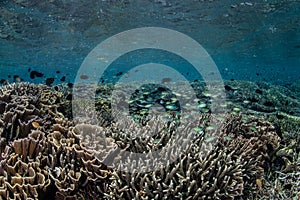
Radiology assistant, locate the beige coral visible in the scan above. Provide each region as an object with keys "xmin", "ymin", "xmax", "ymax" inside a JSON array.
[
  {"xmin": 0, "ymin": 131, "xmax": 51, "ymax": 200},
  {"xmin": 0, "ymin": 83, "xmax": 69, "ymax": 142},
  {"xmin": 0, "ymin": 83, "xmax": 284, "ymax": 199},
  {"xmin": 106, "ymin": 114, "xmax": 280, "ymax": 199}
]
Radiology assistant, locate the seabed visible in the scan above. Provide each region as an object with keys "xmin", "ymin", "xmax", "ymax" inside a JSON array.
[{"xmin": 0, "ymin": 80, "xmax": 299, "ymax": 199}]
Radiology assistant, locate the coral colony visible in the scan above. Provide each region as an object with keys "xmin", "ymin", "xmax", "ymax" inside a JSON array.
[{"xmin": 0, "ymin": 82, "xmax": 299, "ymax": 199}]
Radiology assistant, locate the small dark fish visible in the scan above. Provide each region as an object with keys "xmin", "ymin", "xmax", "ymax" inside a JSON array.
[
  {"xmin": 30, "ymin": 71, "xmax": 44, "ymax": 79},
  {"xmin": 0, "ymin": 79, "xmax": 6, "ymax": 84},
  {"xmin": 67, "ymin": 83, "xmax": 73, "ymax": 88},
  {"xmin": 56, "ymin": 70, "xmax": 60, "ymax": 74},
  {"xmin": 255, "ymin": 89, "xmax": 263, "ymax": 95},
  {"xmin": 224, "ymin": 85, "xmax": 233, "ymax": 91},
  {"xmin": 46, "ymin": 78, "xmax": 55, "ymax": 86},
  {"xmin": 80, "ymin": 74, "xmax": 89, "ymax": 80},
  {"xmin": 294, "ymin": 45, "xmax": 300, "ymax": 49},
  {"xmin": 60, "ymin": 76, "xmax": 66, "ymax": 82},
  {"xmin": 116, "ymin": 72, "xmax": 123, "ymax": 76},
  {"xmin": 161, "ymin": 77, "xmax": 171, "ymax": 83}
]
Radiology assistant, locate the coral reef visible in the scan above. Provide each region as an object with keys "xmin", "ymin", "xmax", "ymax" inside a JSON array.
[
  {"xmin": 0, "ymin": 83, "xmax": 69, "ymax": 141},
  {"xmin": 0, "ymin": 82, "xmax": 299, "ymax": 199},
  {"xmin": 0, "ymin": 131, "xmax": 51, "ymax": 199},
  {"xmin": 222, "ymin": 80, "xmax": 300, "ymax": 115},
  {"xmin": 105, "ymin": 114, "xmax": 280, "ymax": 200},
  {"xmin": 0, "ymin": 83, "xmax": 112, "ymax": 199}
]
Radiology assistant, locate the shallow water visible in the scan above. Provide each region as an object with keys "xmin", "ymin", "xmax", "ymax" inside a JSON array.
[
  {"xmin": 0, "ymin": 0, "xmax": 300, "ymax": 199},
  {"xmin": 1, "ymin": 0, "xmax": 300, "ymax": 85}
]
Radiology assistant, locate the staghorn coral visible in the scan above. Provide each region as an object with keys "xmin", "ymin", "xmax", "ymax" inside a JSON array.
[
  {"xmin": 103, "ymin": 114, "xmax": 280, "ymax": 200},
  {"xmin": 72, "ymin": 82, "xmax": 115, "ymax": 127}
]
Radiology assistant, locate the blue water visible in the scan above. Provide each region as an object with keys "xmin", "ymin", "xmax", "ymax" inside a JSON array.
[
  {"xmin": 0, "ymin": 0, "xmax": 300, "ymax": 85},
  {"xmin": 1, "ymin": 1, "xmax": 300, "ymax": 199}
]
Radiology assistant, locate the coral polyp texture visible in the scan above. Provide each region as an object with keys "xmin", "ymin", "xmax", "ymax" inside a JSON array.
[{"xmin": 0, "ymin": 82, "xmax": 299, "ymax": 199}]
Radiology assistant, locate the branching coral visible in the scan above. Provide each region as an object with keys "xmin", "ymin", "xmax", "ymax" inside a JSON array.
[
  {"xmin": 105, "ymin": 114, "xmax": 280, "ymax": 199},
  {"xmin": 0, "ymin": 83, "xmax": 284, "ymax": 199}
]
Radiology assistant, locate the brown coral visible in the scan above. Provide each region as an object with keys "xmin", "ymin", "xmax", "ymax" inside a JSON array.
[
  {"xmin": 105, "ymin": 114, "xmax": 280, "ymax": 199},
  {"xmin": 0, "ymin": 115, "xmax": 116, "ymax": 199},
  {"xmin": 46, "ymin": 120, "xmax": 114, "ymax": 199},
  {"xmin": 0, "ymin": 83, "xmax": 69, "ymax": 142},
  {"xmin": 0, "ymin": 83, "xmax": 116, "ymax": 200},
  {"xmin": 0, "ymin": 131, "xmax": 51, "ymax": 200},
  {"xmin": 0, "ymin": 83, "xmax": 283, "ymax": 199}
]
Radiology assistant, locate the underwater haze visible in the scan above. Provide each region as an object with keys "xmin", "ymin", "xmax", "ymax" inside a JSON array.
[
  {"xmin": 0, "ymin": 0, "xmax": 300, "ymax": 200},
  {"xmin": 0, "ymin": 0, "xmax": 300, "ymax": 85}
]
